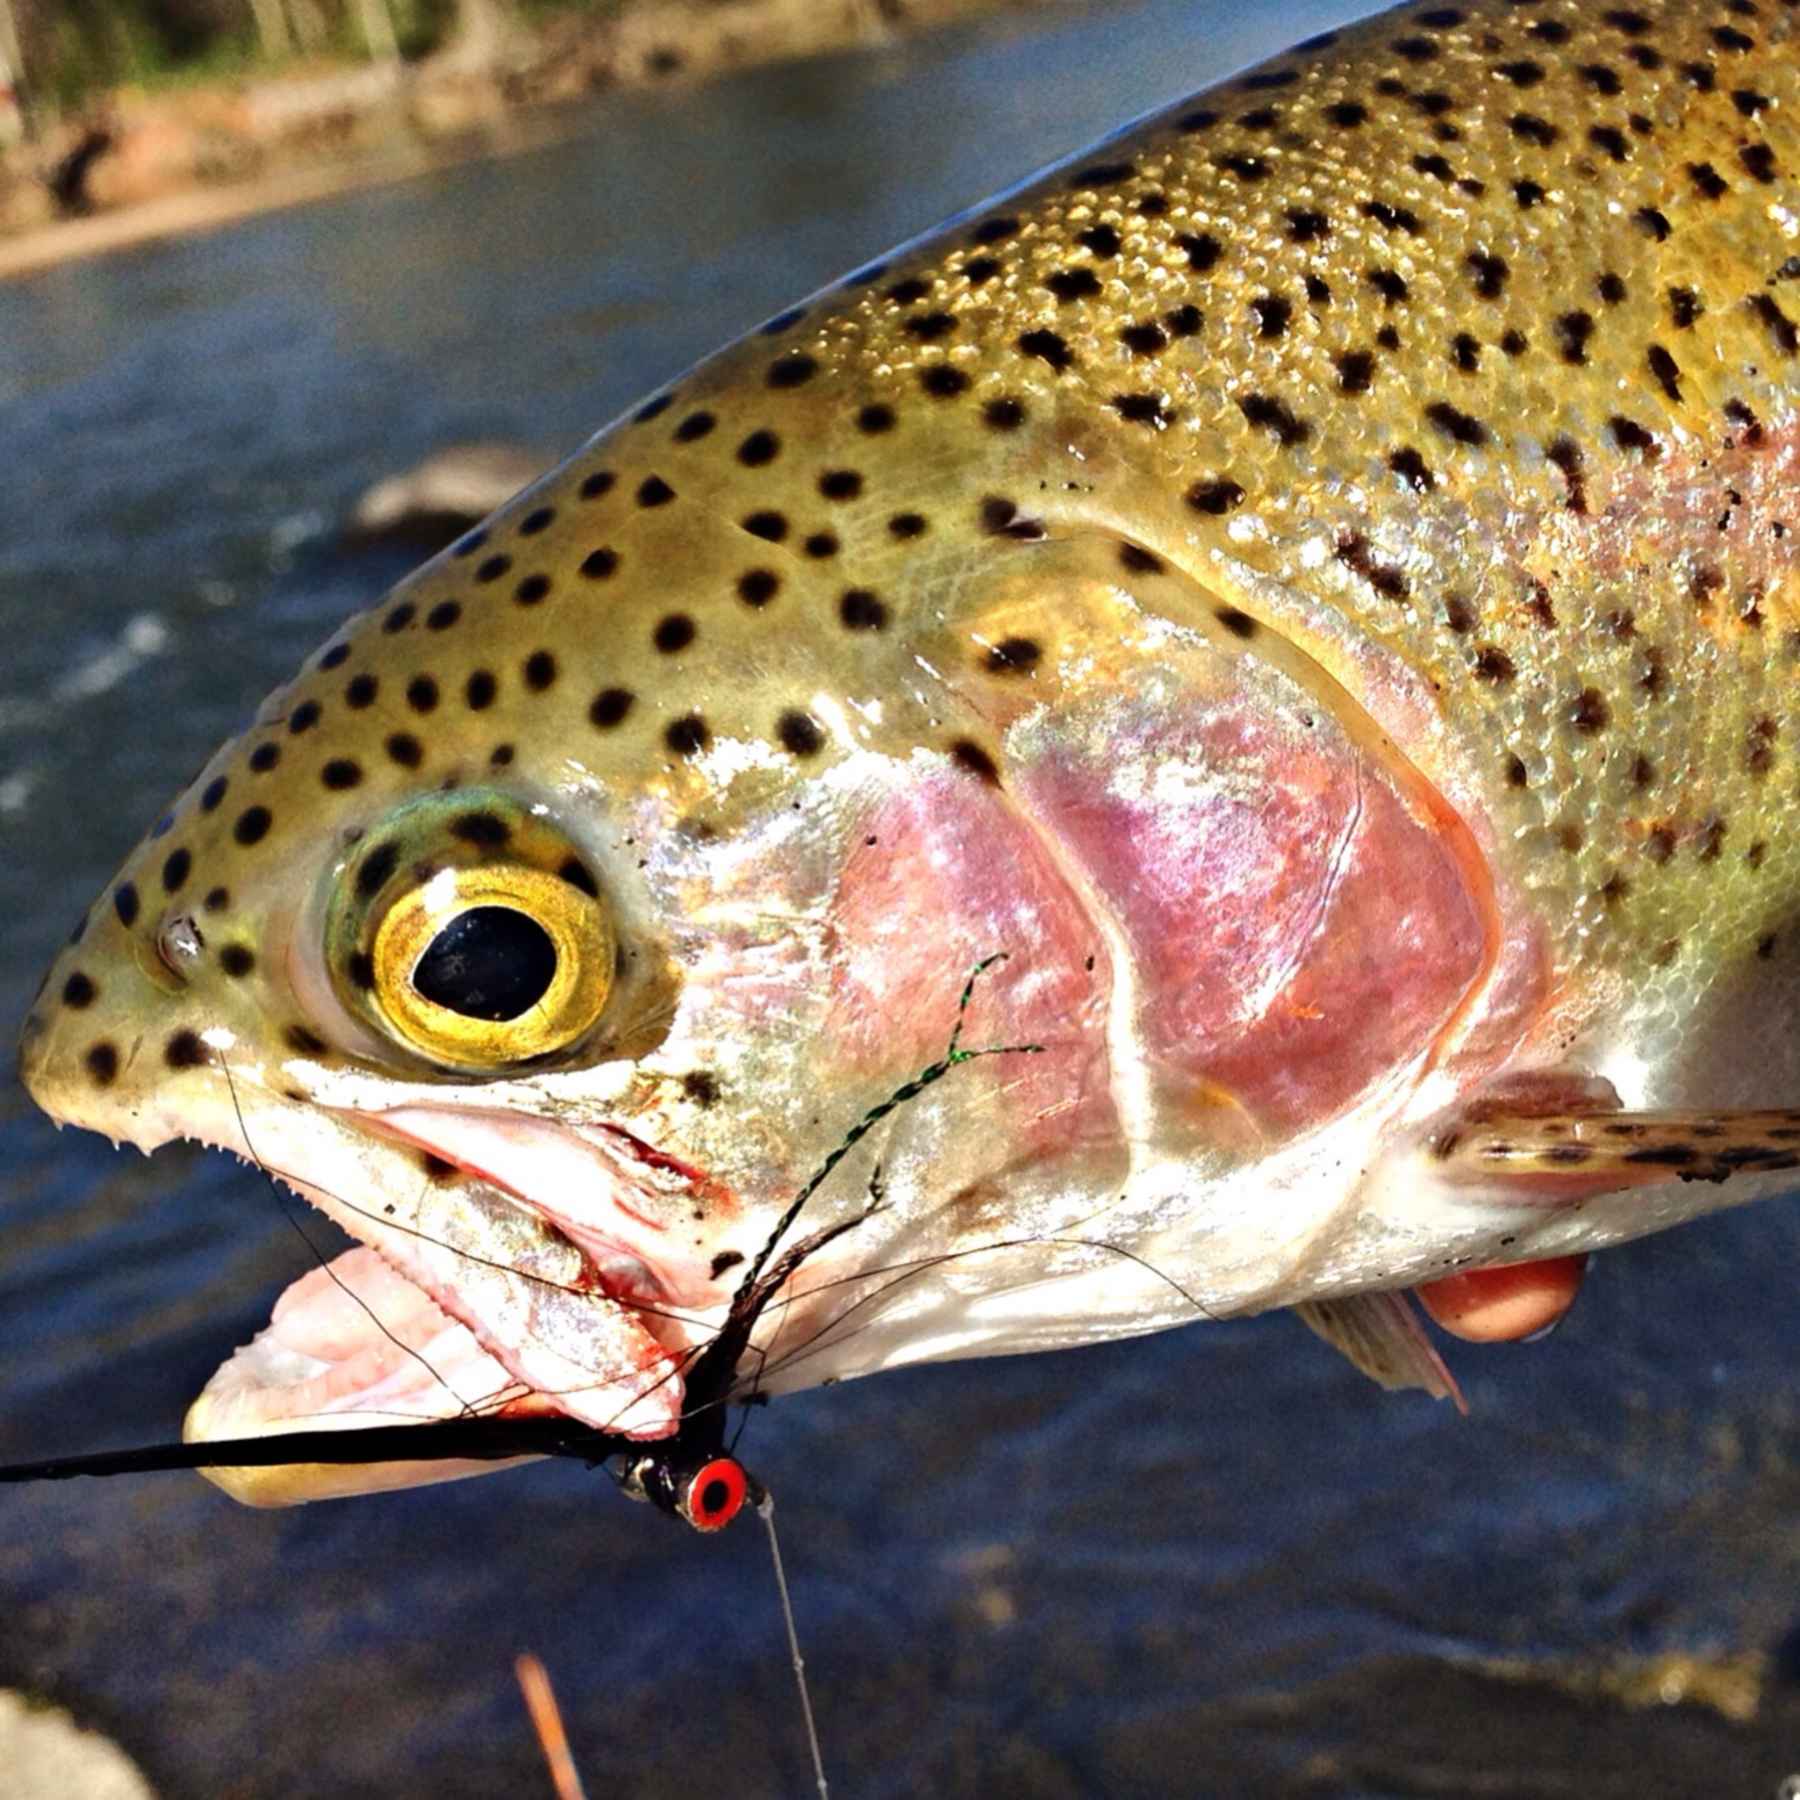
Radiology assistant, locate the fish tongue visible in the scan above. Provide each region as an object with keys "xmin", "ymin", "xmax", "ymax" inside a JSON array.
[{"xmin": 186, "ymin": 1247, "xmax": 549, "ymax": 1504}]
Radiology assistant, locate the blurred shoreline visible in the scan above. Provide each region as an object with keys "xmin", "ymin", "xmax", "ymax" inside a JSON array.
[{"xmin": 0, "ymin": 0, "xmax": 1095, "ymax": 282}]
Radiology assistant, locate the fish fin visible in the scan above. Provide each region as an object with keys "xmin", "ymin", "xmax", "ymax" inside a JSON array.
[
  {"xmin": 1293, "ymin": 1293, "xmax": 1468, "ymax": 1414},
  {"xmin": 1430, "ymin": 1106, "xmax": 1800, "ymax": 1189}
]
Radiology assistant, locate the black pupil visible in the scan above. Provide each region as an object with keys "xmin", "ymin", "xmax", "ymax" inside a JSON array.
[
  {"xmin": 412, "ymin": 906, "xmax": 557, "ymax": 1022},
  {"xmin": 698, "ymin": 1478, "xmax": 731, "ymax": 1518}
]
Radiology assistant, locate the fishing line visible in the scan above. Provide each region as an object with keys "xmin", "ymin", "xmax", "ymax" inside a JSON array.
[
  {"xmin": 1, "ymin": 958, "xmax": 1060, "ymax": 1501},
  {"xmin": 761, "ymin": 1230, "xmax": 1219, "ymax": 1330},
  {"xmin": 748, "ymin": 1231, "xmax": 1218, "ymax": 1389},
  {"xmin": 758, "ymin": 1489, "xmax": 828, "ymax": 1800},
  {"xmin": 731, "ymin": 1162, "xmax": 887, "ymax": 1443}
]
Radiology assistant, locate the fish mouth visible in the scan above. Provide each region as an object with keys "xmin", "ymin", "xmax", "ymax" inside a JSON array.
[{"xmin": 183, "ymin": 1104, "xmax": 736, "ymax": 1506}]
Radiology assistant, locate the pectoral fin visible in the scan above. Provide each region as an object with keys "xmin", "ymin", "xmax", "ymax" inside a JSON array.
[
  {"xmin": 1431, "ymin": 1106, "xmax": 1800, "ymax": 1191},
  {"xmin": 1293, "ymin": 1292, "xmax": 1468, "ymax": 1413}
]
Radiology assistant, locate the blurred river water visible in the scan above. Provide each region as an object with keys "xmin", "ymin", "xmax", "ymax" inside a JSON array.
[{"xmin": 1, "ymin": 2, "xmax": 1797, "ymax": 1793}]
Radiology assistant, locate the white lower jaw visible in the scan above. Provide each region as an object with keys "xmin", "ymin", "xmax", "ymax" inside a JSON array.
[{"xmin": 184, "ymin": 1245, "xmax": 552, "ymax": 1506}]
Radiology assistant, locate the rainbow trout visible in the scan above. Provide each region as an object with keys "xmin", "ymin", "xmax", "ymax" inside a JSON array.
[{"xmin": 17, "ymin": 0, "xmax": 1800, "ymax": 1504}]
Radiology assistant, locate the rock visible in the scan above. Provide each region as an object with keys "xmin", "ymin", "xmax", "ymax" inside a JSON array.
[
  {"xmin": 0, "ymin": 171, "xmax": 54, "ymax": 234},
  {"xmin": 242, "ymin": 63, "xmax": 404, "ymax": 144},
  {"xmin": 345, "ymin": 442, "xmax": 552, "ymax": 550},
  {"xmin": 408, "ymin": 76, "xmax": 511, "ymax": 140},
  {"xmin": 86, "ymin": 117, "xmax": 207, "ymax": 211},
  {"xmin": 0, "ymin": 1690, "xmax": 154, "ymax": 1800}
]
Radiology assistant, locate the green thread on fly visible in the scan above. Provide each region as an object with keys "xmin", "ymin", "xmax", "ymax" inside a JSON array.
[{"xmin": 733, "ymin": 953, "xmax": 1044, "ymax": 1300}]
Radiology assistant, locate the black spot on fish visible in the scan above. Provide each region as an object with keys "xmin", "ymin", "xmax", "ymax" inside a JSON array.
[
  {"xmin": 1238, "ymin": 394, "xmax": 1311, "ymax": 446},
  {"xmin": 1187, "ymin": 478, "xmax": 1244, "ymax": 515},
  {"xmin": 839, "ymin": 589, "xmax": 888, "ymax": 631},
  {"xmin": 654, "ymin": 614, "xmax": 697, "ymax": 654},
  {"xmin": 1018, "ymin": 329, "xmax": 1074, "ymax": 371},
  {"xmin": 950, "ymin": 740, "xmax": 1001, "ymax": 783},
  {"xmin": 1425, "ymin": 402, "xmax": 1488, "ymax": 446},
  {"xmin": 665, "ymin": 714, "xmax": 710, "ymax": 758},
  {"xmin": 777, "ymin": 711, "xmax": 825, "ymax": 757},
  {"xmin": 767, "ymin": 354, "xmax": 818, "ymax": 389},
  {"xmin": 357, "ymin": 842, "xmax": 400, "ymax": 900},
  {"xmin": 985, "ymin": 637, "xmax": 1042, "ymax": 674},
  {"xmin": 590, "ymin": 688, "xmax": 634, "ymax": 729},
  {"xmin": 1047, "ymin": 268, "xmax": 1104, "ymax": 302}
]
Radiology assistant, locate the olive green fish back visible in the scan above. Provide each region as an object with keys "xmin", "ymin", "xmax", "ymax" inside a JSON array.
[{"xmin": 44, "ymin": 0, "xmax": 1800, "ymax": 1109}]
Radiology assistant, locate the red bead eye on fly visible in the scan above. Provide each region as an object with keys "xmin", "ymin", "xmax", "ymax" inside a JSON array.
[{"xmin": 680, "ymin": 1456, "xmax": 749, "ymax": 1531}]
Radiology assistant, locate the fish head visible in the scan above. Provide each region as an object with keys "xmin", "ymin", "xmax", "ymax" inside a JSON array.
[
  {"xmin": 23, "ymin": 311, "xmax": 1477, "ymax": 1490},
  {"xmin": 15, "ymin": 345, "xmax": 1515, "ymax": 1501},
  {"xmin": 17, "ymin": 372, "xmax": 1213, "ymax": 1499}
]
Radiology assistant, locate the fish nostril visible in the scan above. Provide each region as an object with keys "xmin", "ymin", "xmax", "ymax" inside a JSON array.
[{"xmin": 157, "ymin": 912, "xmax": 206, "ymax": 981}]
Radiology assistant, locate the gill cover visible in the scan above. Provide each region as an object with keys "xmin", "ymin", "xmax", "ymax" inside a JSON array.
[{"xmin": 324, "ymin": 790, "xmax": 614, "ymax": 1071}]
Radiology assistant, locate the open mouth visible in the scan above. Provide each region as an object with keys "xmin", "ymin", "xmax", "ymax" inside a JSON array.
[{"xmin": 183, "ymin": 1108, "xmax": 735, "ymax": 1504}]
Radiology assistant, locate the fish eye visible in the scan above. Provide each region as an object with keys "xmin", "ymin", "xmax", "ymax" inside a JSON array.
[
  {"xmin": 370, "ymin": 864, "xmax": 612, "ymax": 1068},
  {"xmin": 412, "ymin": 906, "xmax": 557, "ymax": 1021},
  {"xmin": 328, "ymin": 793, "xmax": 614, "ymax": 1070}
]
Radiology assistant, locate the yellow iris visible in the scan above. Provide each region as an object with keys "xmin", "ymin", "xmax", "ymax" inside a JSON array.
[{"xmin": 370, "ymin": 862, "xmax": 613, "ymax": 1068}]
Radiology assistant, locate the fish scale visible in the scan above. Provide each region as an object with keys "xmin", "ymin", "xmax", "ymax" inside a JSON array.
[
  {"xmin": 18, "ymin": 0, "xmax": 1800, "ymax": 1502},
  {"xmin": 37, "ymin": 0, "xmax": 1800, "ymax": 1048},
  {"xmin": 306, "ymin": 0, "xmax": 1800, "ymax": 1007}
]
